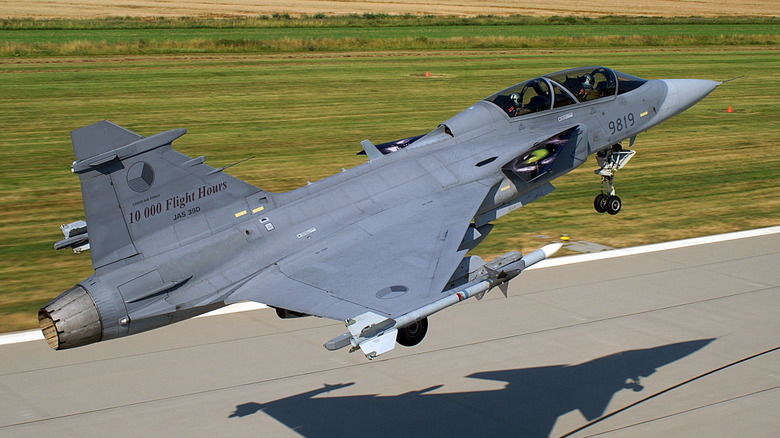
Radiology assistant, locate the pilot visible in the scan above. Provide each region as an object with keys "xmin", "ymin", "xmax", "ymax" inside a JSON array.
[
  {"xmin": 509, "ymin": 92, "xmax": 522, "ymax": 111},
  {"xmin": 578, "ymin": 73, "xmax": 595, "ymax": 100}
]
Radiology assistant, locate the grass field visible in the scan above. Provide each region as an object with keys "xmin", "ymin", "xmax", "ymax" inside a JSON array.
[
  {"xmin": 2, "ymin": 16, "xmax": 777, "ymax": 56},
  {"xmin": 0, "ymin": 16, "xmax": 778, "ymax": 333}
]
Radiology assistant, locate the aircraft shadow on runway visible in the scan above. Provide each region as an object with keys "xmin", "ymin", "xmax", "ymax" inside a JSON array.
[{"xmin": 229, "ymin": 339, "xmax": 714, "ymax": 437}]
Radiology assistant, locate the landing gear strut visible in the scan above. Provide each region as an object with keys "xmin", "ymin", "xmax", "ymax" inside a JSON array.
[{"xmin": 594, "ymin": 144, "xmax": 635, "ymax": 215}]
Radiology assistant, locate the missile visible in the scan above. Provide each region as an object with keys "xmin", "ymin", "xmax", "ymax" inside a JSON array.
[{"xmin": 325, "ymin": 242, "xmax": 563, "ymax": 359}]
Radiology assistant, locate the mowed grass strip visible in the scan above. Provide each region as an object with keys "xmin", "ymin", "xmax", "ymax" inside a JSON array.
[
  {"xmin": 3, "ymin": 34, "xmax": 776, "ymax": 57},
  {"xmin": 0, "ymin": 47, "xmax": 778, "ymax": 332},
  {"xmin": 1, "ymin": 16, "xmax": 777, "ymax": 56}
]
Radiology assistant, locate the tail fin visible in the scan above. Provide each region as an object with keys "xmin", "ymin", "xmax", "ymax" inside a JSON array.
[{"xmin": 71, "ymin": 121, "xmax": 265, "ymax": 270}]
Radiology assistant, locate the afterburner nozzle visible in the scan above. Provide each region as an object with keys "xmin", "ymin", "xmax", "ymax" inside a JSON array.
[{"xmin": 39, "ymin": 285, "xmax": 102, "ymax": 350}]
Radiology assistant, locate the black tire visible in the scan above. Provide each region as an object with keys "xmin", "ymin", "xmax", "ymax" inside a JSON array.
[
  {"xmin": 594, "ymin": 194, "xmax": 607, "ymax": 213},
  {"xmin": 396, "ymin": 318, "xmax": 428, "ymax": 347},
  {"xmin": 606, "ymin": 195, "xmax": 622, "ymax": 215}
]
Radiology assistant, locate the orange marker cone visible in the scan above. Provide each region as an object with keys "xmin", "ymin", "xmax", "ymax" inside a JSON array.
[
  {"xmin": 425, "ymin": 71, "xmax": 430, "ymax": 77},
  {"xmin": 727, "ymin": 106, "xmax": 733, "ymax": 113}
]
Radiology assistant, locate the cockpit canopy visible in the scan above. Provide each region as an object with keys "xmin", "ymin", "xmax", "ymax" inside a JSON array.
[{"xmin": 487, "ymin": 66, "xmax": 647, "ymax": 118}]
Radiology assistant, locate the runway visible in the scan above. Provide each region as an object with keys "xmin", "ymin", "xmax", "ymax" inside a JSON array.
[{"xmin": 1, "ymin": 228, "xmax": 779, "ymax": 437}]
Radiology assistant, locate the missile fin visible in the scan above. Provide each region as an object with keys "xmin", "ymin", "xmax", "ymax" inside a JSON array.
[
  {"xmin": 360, "ymin": 328, "xmax": 398, "ymax": 360},
  {"xmin": 498, "ymin": 282, "xmax": 509, "ymax": 298},
  {"xmin": 347, "ymin": 311, "xmax": 394, "ymax": 338}
]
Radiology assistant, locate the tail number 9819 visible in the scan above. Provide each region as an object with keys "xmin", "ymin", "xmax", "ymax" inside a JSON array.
[{"xmin": 608, "ymin": 113, "xmax": 634, "ymax": 135}]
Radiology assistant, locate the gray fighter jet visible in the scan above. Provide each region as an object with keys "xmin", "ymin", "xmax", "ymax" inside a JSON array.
[{"xmin": 40, "ymin": 66, "xmax": 719, "ymax": 359}]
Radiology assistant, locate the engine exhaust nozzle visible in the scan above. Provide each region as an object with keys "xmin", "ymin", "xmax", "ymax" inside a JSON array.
[{"xmin": 38, "ymin": 285, "xmax": 102, "ymax": 350}]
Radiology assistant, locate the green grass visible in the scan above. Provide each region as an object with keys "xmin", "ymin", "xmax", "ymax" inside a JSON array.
[
  {"xmin": 1, "ymin": 15, "xmax": 777, "ymax": 56},
  {"xmin": 3, "ymin": 34, "xmax": 775, "ymax": 57},
  {"xmin": 0, "ymin": 18, "xmax": 778, "ymax": 333}
]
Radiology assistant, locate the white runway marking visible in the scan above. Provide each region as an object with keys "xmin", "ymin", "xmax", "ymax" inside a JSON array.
[
  {"xmin": 529, "ymin": 225, "xmax": 780, "ymax": 269},
  {"xmin": 3, "ymin": 225, "xmax": 779, "ymax": 347}
]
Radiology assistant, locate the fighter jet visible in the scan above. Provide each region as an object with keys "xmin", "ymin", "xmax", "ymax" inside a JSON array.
[{"xmin": 40, "ymin": 66, "xmax": 719, "ymax": 359}]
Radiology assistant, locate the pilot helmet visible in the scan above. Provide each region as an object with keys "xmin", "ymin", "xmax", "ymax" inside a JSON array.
[{"xmin": 582, "ymin": 73, "xmax": 594, "ymax": 89}]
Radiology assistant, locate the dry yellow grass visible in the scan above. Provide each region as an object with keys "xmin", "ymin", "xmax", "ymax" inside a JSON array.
[{"xmin": 1, "ymin": 0, "xmax": 778, "ymax": 19}]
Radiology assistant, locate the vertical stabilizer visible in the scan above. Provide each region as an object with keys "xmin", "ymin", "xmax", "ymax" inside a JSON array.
[
  {"xmin": 70, "ymin": 121, "xmax": 263, "ymax": 270},
  {"xmin": 71, "ymin": 122, "xmax": 145, "ymax": 269}
]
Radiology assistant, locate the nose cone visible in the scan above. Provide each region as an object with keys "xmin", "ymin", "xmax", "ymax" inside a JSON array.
[{"xmin": 658, "ymin": 79, "xmax": 720, "ymax": 120}]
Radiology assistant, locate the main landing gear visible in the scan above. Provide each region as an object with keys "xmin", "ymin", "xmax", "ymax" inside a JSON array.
[{"xmin": 594, "ymin": 144, "xmax": 636, "ymax": 215}]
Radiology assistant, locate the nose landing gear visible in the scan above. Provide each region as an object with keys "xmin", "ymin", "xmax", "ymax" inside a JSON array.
[{"xmin": 594, "ymin": 144, "xmax": 635, "ymax": 215}]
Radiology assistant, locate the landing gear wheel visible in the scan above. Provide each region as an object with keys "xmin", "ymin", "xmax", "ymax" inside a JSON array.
[
  {"xmin": 396, "ymin": 318, "xmax": 428, "ymax": 347},
  {"xmin": 594, "ymin": 194, "xmax": 607, "ymax": 213},
  {"xmin": 606, "ymin": 195, "xmax": 622, "ymax": 215}
]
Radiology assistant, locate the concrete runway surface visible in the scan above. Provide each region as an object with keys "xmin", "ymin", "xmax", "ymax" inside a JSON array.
[{"xmin": 1, "ymin": 229, "xmax": 778, "ymax": 437}]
